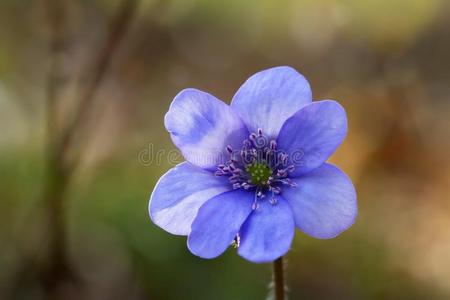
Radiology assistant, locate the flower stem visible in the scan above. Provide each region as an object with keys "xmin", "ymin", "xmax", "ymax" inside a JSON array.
[{"xmin": 273, "ymin": 256, "xmax": 286, "ymax": 300}]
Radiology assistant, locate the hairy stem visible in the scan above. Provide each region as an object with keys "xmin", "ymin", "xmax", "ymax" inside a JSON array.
[{"xmin": 273, "ymin": 257, "xmax": 286, "ymax": 300}]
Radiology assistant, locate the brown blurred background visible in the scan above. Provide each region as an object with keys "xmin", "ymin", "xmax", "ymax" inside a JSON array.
[{"xmin": 0, "ymin": 0, "xmax": 449, "ymax": 299}]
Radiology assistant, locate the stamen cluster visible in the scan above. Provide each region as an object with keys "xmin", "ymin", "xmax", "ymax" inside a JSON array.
[{"xmin": 215, "ymin": 129, "xmax": 296, "ymax": 208}]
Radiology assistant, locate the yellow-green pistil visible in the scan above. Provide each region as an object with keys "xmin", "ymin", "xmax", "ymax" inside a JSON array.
[{"xmin": 246, "ymin": 162, "xmax": 272, "ymax": 186}]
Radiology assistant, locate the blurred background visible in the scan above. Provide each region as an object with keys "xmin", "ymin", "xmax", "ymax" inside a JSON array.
[{"xmin": 1, "ymin": 0, "xmax": 449, "ymax": 299}]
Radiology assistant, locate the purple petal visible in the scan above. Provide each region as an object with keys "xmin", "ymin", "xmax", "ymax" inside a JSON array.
[
  {"xmin": 149, "ymin": 162, "xmax": 231, "ymax": 236},
  {"xmin": 277, "ymin": 100, "xmax": 348, "ymax": 177},
  {"xmin": 283, "ymin": 163, "xmax": 357, "ymax": 239},
  {"xmin": 187, "ymin": 190, "xmax": 254, "ymax": 259},
  {"xmin": 231, "ymin": 66, "xmax": 312, "ymax": 138},
  {"xmin": 165, "ymin": 88, "xmax": 248, "ymax": 170},
  {"xmin": 238, "ymin": 197, "xmax": 295, "ymax": 263}
]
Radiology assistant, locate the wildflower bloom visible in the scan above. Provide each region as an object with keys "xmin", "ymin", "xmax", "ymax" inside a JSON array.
[{"xmin": 149, "ymin": 66, "xmax": 357, "ymax": 263}]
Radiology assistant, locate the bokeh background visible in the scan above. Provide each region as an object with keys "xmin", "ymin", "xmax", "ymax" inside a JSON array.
[{"xmin": 1, "ymin": 0, "xmax": 450, "ymax": 299}]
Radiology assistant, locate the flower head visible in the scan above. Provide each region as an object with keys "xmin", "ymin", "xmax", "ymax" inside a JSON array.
[{"xmin": 149, "ymin": 66, "xmax": 357, "ymax": 263}]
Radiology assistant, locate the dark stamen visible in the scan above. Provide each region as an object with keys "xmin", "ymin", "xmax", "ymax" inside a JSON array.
[{"xmin": 215, "ymin": 129, "xmax": 296, "ymax": 202}]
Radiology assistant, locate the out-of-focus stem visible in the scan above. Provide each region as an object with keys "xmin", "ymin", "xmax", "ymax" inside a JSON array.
[
  {"xmin": 273, "ymin": 256, "xmax": 286, "ymax": 300},
  {"xmin": 41, "ymin": 158, "xmax": 72, "ymax": 293},
  {"xmin": 40, "ymin": 0, "xmax": 140, "ymax": 296},
  {"xmin": 58, "ymin": 0, "xmax": 140, "ymax": 174},
  {"xmin": 41, "ymin": 0, "xmax": 73, "ymax": 295},
  {"xmin": 44, "ymin": 0, "xmax": 64, "ymax": 142},
  {"xmin": 41, "ymin": 0, "xmax": 71, "ymax": 292}
]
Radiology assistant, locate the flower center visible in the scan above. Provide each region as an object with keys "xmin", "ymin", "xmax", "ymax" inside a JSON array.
[
  {"xmin": 246, "ymin": 162, "xmax": 271, "ymax": 186},
  {"xmin": 215, "ymin": 129, "xmax": 296, "ymax": 208}
]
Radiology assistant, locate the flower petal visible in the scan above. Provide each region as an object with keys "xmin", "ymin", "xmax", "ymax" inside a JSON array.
[
  {"xmin": 277, "ymin": 100, "xmax": 348, "ymax": 177},
  {"xmin": 231, "ymin": 66, "xmax": 312, "ymax": 138},
  {"xmin": 165, "ymin": 88, "xmax": 248, "ymax": 170},
  {"xmin": 283, "ymin": 163, "xmax": 357, "ymax": 239},
  {"xmin": 187, "ymin": 190, "xmax": 254, "ymax": 259},
  {"xmin": 238, "ymin": 197, "xmax": 295, "ymax": 263},
  {"xmin": 149, "ymin": 162, "xmax": 231, "ymax": 236}
]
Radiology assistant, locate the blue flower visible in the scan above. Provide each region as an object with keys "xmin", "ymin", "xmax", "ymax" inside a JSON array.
[{"xmin": 149, "ymin": 66, "xmax": 357, "ymax": 263}]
